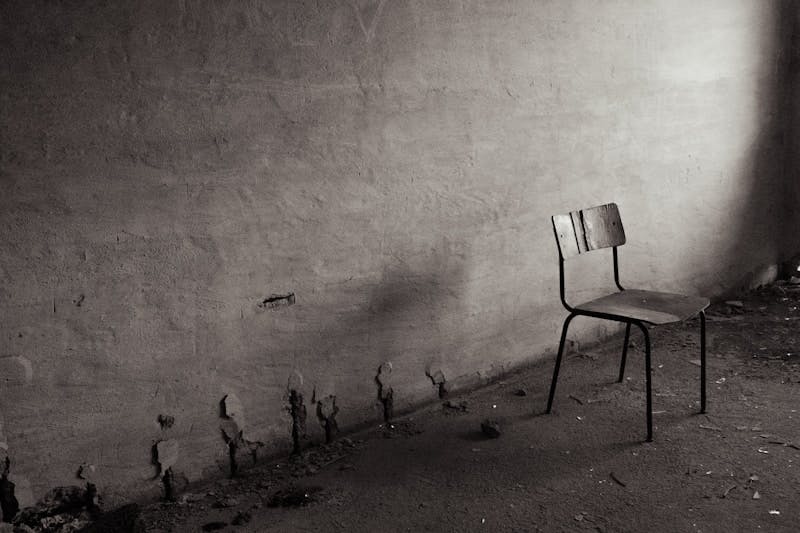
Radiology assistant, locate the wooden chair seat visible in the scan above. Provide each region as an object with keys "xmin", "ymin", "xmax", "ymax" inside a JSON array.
[{"xmin": 575, "ymin": 289, "xmax": 710, "ymax": 325}]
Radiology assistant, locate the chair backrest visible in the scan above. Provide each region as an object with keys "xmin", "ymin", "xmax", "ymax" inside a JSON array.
[{"xmin": 552, "ymin": 203, "xmax": 626, "ymax": 259}]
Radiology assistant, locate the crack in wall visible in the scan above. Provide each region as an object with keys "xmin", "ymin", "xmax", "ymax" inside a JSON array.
[
  {"xmin": 375, "ymin": 362, "xmax": 394, "ymax": 423},
  {"xmin": 220, "ymin": 394, "xmax": 245, "ymax": 478},
  {"xmin": 153, "ymin": 439, "xmax": 179, "ymax": 501},
  {"xmin": 0, "ymin": 457, "xmax": 19, "ymax": 523},
  {"xmin": 425, "ymin": 369, "xmax": 448, "ymax": 399},
  {"xmin": 288, "ymin": 389, "xmax": 307, "ymax": 455},
  {"xmin": 315, "ymin": 396, "xmax": 339, "ymax": 444}
]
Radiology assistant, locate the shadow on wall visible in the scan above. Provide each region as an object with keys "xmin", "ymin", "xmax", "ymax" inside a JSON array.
[
  {"xmin": 298, "ymin": 238, "xmax": 472, "ymax": 431},
  {"xmin": 782, "ymin": 2, "xmax": 800, "ymax": 259},
  {"xmin": 726, "ymin": 0, "xmax": 797, "ymax": 293}
]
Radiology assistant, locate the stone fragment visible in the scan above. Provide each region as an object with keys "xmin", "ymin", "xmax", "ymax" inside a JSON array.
[
  {"xmin": 481, "ymin": 419, "xmax": 501, "ymax": 438},
  {"xmin": 267, "ymin": 485, "xmax": 322, "ymax": 508},
  {"xmin": 232, "ymin": 511, "xmax": 252, "ymax": 525},
  {"xmin": 443, "ymin": 400, "xmax": 468, "ymax": 412},
  {"xmin": 214, "ymin": 497, "xmax": 238, "ymax": 508}
]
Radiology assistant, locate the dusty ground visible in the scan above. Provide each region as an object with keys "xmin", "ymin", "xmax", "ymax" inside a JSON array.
[{"xmin": 126, "ymin": 285, "xmax": 800, "ymax": 532}]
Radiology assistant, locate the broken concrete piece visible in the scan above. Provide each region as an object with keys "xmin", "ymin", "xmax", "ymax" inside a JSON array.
[
  {"xmin": 232, "ymin": 511, "xmax": 252, "ymax": 525},
  {"xmin": 14, "ymin": 483, "xmax": 98, "ymax": 529},
  {"xmin": 213, "ymin": 497, "xmax": 238, "ymax": 508},
  {"xmin": 481, "ymin": 419, "xmax": 501, "ymax": 438},
  {"xmin": 725, "ymin": 300, "xmax": 744, "ymax": 308},
  {"xmin": 178, "ymin": 492, "xmax": 202, "ymax": 504},
  {"xmin": 267, "ymin": 485, "xmax": 322, "ymax": 508},
  {"xmin": 442, "ymin": 400, "xmax": 468, "ymax": 412},
  {"xmin": 155, "ymin": 439, "xmax": 179, "ymax": 473}
]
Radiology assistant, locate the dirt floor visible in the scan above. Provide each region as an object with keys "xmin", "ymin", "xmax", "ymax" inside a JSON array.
[{"xmin": 53, "ymin": 285, "xmax": 800, "ymax": 532}]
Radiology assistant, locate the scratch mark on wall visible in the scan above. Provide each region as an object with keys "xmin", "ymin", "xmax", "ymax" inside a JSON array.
[{"xmin": 347, "ymin": 0, "xmax": 387, "ymax": 43}]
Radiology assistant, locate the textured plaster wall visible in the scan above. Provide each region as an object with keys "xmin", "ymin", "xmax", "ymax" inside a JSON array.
[{"xmin": 0, "ymin": 0, "xmax": 791, "ymax": 502}]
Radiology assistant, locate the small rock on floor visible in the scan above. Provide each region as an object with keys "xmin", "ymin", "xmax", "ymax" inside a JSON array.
[
  {"xmin": 214, "ymin": 497, "xmax": 239, "ymax": 508},
  {"xmin": 481, "ymin": 419, "xmax": 501, "ymax": 438},
  {"xmin": 232, "ymin": 511, "xmax": 252, "ymax": 526}
]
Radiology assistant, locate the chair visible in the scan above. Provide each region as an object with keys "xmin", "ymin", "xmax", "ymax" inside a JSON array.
[{"xmin": 545, "ymin": 203, "xmax": 709, "ymax": 441}]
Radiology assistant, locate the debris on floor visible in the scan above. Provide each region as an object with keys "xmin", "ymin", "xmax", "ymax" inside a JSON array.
[
  {"xmin": 480, "ymin": 419, "xmax": 501, "ymax": 438},
  {"xmin": 13, "ymin": 483, "xmax": 101, "ymax": 532},
  {"xmin": 125, "ymin": 282, "xmax": 800, "ymax": 532},
  {"xmin": 267, "ymin": 486, "xmax": 323, "ymax": 508},
  {"xmin": 201, "ymin": 521, "xmax": 227, "ymax": 531},
  {"xmin": 442, "ymin": 400, "xmax": 469, "ymax": 413}
]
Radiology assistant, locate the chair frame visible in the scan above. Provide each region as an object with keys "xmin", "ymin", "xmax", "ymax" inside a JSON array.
[{"xmin": 545, "ymin": 205, "xmax": 706, "ymax": 442}]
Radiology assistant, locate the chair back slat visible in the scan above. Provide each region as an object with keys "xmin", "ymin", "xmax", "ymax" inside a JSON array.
[{"xmin": 552, "ymin": 203, "xmax": 625, "ymax": 259}]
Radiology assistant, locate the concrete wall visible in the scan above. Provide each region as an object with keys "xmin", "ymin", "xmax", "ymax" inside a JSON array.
[{"xmin": 0, "ymin": 0, "xmax": 792, "ymax": 503}]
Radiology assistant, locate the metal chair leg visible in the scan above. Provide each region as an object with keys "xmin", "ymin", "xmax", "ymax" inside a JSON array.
[
  {"xmin": 700, "ymin": 310, "xmax": 706, "ymax": 413},
  {"xmin": 634, "ymin": 322, "xmax": 653, "ymax": 442},
  {"xmin": 618, "ymin": 323, "xmax": 631, "ymax": 382},
  {"xmin": 546, "ymin": 313, "xmax": 577, "ymax": 414}
]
